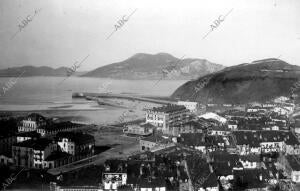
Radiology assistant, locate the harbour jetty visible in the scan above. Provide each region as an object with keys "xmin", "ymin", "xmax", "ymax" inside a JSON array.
[{"xmin": 72, "ymin": 92, "xmax": 176, "ymax": 105}]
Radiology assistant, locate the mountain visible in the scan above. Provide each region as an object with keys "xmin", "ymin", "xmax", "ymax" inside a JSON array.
[
  {"xmin": 82, "ymin": 53, "xmax": 224, "ymax": 80},
  {"xmin": 171, "ymin": 58, "xmax": 300, "ymax": 104},
  {"xmin": 0, "ymin": 66, "xmax": 84, "ymax": 77}
]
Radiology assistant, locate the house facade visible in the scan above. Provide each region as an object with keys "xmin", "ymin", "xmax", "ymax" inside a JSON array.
[
  {"xmin": 18, "ymin": 113, "xmax": 47, "ymax": 132},
  {"xmin": 56, "ymin": 132, "xmax": 95, "ymax": 160},
  {"xmin": 12, "ymin": 138, "xmax": 57, "ymax": 169},
  {"xmin": 177, "ymin": 101, "xmax": 199, "ymax": 113},
  {"xmin": 123, "ymin": 123, "xmax": 154, "ymax": 137},
  {"xmin": 146, "ymin": 104, "xmax": 189, "ymax": 134}
]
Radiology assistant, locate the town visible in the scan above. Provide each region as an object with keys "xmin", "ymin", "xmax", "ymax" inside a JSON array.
[{"xmin": 1, "ymin": 95, "xmax": 300, "ymax": 191}]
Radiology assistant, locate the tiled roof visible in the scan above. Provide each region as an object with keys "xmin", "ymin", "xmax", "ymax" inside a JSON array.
[
  {"xmin": 13, "ymin": 138, "xmax": 53, "ymax": 150},
  {"xmin": 140, "ymin": 123, "xmax": 156, "ymax": 129},
  {"xmin": 202, "ymin": 173, "xmax": 218, "ymax": 188},
  {"xmin": 205, "ymin": 135, "xmax": 225, "ymax": 146},
  {"xmin": 233, "ymin": 169, "xmax": 268, "ymax": 189},
  {"xmin": 186, "ymin": 154, "xmax": 212, "ymax": 189},
  {"xmin": 179, "ymin": 133, "xmax": 206, "ymax": 147},
  {"xmin": 286, "ymin": 155, "xmax": 300, "ymax": 171},
  {"xmin": 26, "ymin": 113, "xmax": 46, "ymax": 122},
  {"xmin": 16, "ymin": 131, "xmax": 40, "ymax": 138},
  {"xmin": 239, "ymin": 155, "xmax": 260, "ymax": 162},
  {"xmin": 141, "ymin": 135, "xmax": 170, "ymax": 143},
  {"xmin": 222, "ymin": 109, "xmax": 246, "ymax": 116},
  {"xmin": 233, "ymin": 130, "xmax": 299, "ymax": 147},
  {"xmin": 138, "ymin": 178, "xmax": 166, "ymax": 188},
  {"xmin": 39, "ymin": 121, "xmax": 77, "ymax": 131},
  {"xmin": 45, "ymin": 151, "xmax": 72, "ymax": 161},
  {"xmin": 210, "ymin": 152, "xmax": 240, "ymax": 176},
  {"xmin": 56, "ymin": 132, "xmax": 95, "ymax": 145},
  {"xmin": 210, "ymin": 151, "xmax": 239, "ymax": 163},
  {"xmin": 176, "ymin": 121, "xmax": 206, "ymax": 130}
]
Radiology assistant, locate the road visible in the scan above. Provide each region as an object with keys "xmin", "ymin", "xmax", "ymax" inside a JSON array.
[{"xmin": 47, "ymin": 138, "xmax": 139, "ymax": 175}]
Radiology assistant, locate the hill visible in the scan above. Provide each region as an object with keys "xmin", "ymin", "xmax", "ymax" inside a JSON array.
[
  {"xmin": 0, "ymin": 66, "xmax": 83, "ymax": 77},
  {"xmin": 171, "ymin": 58, "xmax": 300, "ymax": 104},
  {"xmin": 82, "ymin": 53, "xmax": 224, "ymax": 80}
]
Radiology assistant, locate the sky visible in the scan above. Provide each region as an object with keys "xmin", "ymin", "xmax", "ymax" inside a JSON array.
[{"xmin": 0, "ymin": 0, "xmax": 299, "ymax": 71}]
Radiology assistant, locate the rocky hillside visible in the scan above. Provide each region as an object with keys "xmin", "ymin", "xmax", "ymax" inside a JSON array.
[
  {"xmin": 82, "ymin": 53, "xmax": 224, "ymax": 80},
  {"xmin": 171, "ymin": 58, "xmax": 300, "ymax": 104}
]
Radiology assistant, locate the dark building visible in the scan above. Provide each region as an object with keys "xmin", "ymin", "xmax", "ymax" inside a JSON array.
[{"xmin": 56, "ymin": 132, "xmax": 95, "ymax": 160}]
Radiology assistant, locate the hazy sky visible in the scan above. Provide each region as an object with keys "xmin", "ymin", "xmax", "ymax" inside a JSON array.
[{"xmin": 0, "ymin": 0, "xmax": 299, "ymax": 70}]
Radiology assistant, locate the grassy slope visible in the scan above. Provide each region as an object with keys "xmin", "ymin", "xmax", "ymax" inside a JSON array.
[{"xmin": 171, "ymin": 59, "xmax": 300, "ymax": 104}]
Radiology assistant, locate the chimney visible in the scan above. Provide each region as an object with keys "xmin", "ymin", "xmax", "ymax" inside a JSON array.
[{"xmin": 140, "ymin": 164, "xmax": 144, "ymax": 176}]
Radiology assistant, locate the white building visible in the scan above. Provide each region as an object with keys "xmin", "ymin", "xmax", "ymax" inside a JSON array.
[
  {"xmin": 199, "ymin": 112, "xmax": 227, "ymax": 124},
  {"xmin": 146, "ymin": 104, "xmax": 189, "ymax": 134},
  {"xmin": 177, "ymin": 101, "xmax": 199, "ymax": 113},
  {"xmin": 102, "ymin": 173, "xmax": 127, "ymax": 190},
  {"xmin": 18, "ymin": 113, "xmax": 47, "ymax": 132},
  {"xmin": 239, "ymin": 155, "xmax": 260, "ymax": 169},
  {"xmin": 272, "ymin": 107, "xmax": 289, "ymax": 116},
  {"xmin": 273, "ymin": 96, "xmax": 290, "ymax": 103},
  {"xmin": 57, "ymin": 137, "xmax": 75, "ymax": 155}
]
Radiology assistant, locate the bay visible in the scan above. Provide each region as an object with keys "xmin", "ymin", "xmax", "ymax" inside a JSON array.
[{"xmin": 0, "ymin": 77, "xmax": 186, "ymax": 124}]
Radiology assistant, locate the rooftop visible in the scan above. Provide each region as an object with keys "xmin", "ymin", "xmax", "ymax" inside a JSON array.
[
  {"xmin": 179, "ymin": 133, "xmax": 206, "ymax": 147},
  {"xmin": 233, "ymin": 130, "xmax": 299, "ymax": 147},
  {"xmin": 138, "ymin": 178, "xmax": 166, "ymax": 188},
  {"xmin": 39, "ymin": 121, "xmax": 78, "ymax": 131},
  {"xmin": 56, "ymin": 132, "xmax": 95, "ymax": 145},
  {"xmin": 13, "ymin": 138, "xmax": 53, "ymax": 150},
  {"xmin": 202, "ymin": 173, "xmax": 219, "ymax": 188},
  {"xmin": 177, "ymin": 120, "xmax": 206, "ymax": 130},
  {"xmin": 221, "ymin": 109, "xmax": 246, "ymax": 117},
  {"xmin": 205, "ymin": 135, "xmax": 225, "ymax": 146},
  {"xmin": 16, "ymin": 131, "xmax": 41, "ymax": 138},
  {"xmin": 26, "ymin": 113, "xmax": 47, "ymax": 122},
  {"xmin": 286, "ymin": 155, "xmax": 300, "ymax": 171},
  {"xmin": 140, "ymin": 122, "xmax": 156, "ymax": 129},
  {"xmin": 239, "ymin": 155, "xmax": 261, "ymax": 162},
  {"xmin": 210, "ymin": 151, "xmax": 239, "ymax": 163},
  {"xmin": 233, "ymin": 169, "xmax": 268, "ymax": 189},
  {"xmin": 186, "ymin": 154, "xmax": 212, "ymax": 189},
  {"xmin": 141, "ymin": 134, "xmax": 170, "ymax": 144},
  {"xmin": 45, "ymin": 151, "xmax": 72, "ymax": 161}
]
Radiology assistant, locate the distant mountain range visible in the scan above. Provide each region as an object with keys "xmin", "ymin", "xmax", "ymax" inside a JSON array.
[
  {"xmin": 0, "ymin": 53, "xmax": 224, "ymax": 80},
  {"xmin": 82, "ymin": 53, "xmax": 224, "ymax": 80},
  {"xmin": 0, "ymin": 66, "xmax": 85, "ymax": 77},
  {"xmin": 171, "ymin": 58, "xmax": 300, "ymax": 104}
]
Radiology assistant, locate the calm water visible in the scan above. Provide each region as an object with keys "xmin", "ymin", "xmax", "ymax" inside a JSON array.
[{"xmin": 0, "ymin": 77, "xmax": 186, "ymax": 124}]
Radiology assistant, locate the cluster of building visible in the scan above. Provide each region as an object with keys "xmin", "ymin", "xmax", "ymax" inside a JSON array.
[
  {"xmin": 2, "ymin": 95, "xmax": 299, "ymax": 190},
  {"xmin": 0, "ymin": 113, "xmax": 95, "ymax": 169},
  {"xmin": 50, "ymin": 96, "xmax": 300, "ymax": 191}
]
